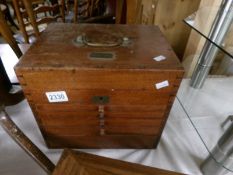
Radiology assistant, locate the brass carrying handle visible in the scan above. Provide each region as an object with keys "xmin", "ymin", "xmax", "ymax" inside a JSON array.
[{"xmin": 82, "ymin": 35, "xmax": 122, "ymax": 47}]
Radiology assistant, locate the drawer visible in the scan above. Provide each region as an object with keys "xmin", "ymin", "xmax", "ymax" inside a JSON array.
[
  {"xmin": 36, "ymin": 104, "xmax": 167, "ymax": 113},
  {"xmin": 26, "ymin": 89, "xmax": 171, "ymax": 105},
  {"xmin": 42, "ymin": 125, "xmax": 99, "ymax": 136},
  {"xmin": 38, "ymin": 110, "xmax": 165, "ymax": 126},
  {"xmin": 19, "ymin": 70, "xmax": 179, "ymax": 91},
  {"xmin": 105, "ymin": 111, "xmax": 165, "ymax": 119},
  {"xmin": 45, "ymin": 134, "xmax": 159, "ymax": 148},
  {"xmin": 41, "ymin": 117, "xmax": 163, "ymax": 136},
  {"xmin": 36, "ymin": 104, "xmax": 98, "ymax": 112},
  {"xmin": 38, "ymin": 110, "xmax": 165, "ymax": 119},
  {"xmin": 105, "ymin": 125, "xmax": 161, "ymax": 135},
  {"xmin": 39, "ymin": 112, "xmax": 99, "ymax": 126},
  {"xmin": 105, "ymin": 118, "xmax": 163, "ymax": 135},
  {"xmin": 38, "ymin": 111, "xmax": 99, "ymax": 119}
]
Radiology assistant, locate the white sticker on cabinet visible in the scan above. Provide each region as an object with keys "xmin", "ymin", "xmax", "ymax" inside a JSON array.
[
  {"xmin": 155, "ymin": 80, "xmax": 169, "ymax": 89},
  {"xmin": 153, "ymin": 55, "xmax": 166, "ymax": 62},
  {"xmin": 46, "ymin": 91, "xmax": 69, "ymax": 103}
]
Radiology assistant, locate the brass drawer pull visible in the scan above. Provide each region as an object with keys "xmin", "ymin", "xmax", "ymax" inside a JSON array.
[{"xmin": 98, "ymin": 105, "xmax": 105, "ymax": 136}]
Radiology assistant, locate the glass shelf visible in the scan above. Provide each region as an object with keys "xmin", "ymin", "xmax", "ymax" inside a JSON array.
[
  {"xmin": 184, "ymin": 5, "xmax": 233, "ymax": 59},
  {"xmin": 177, "ymin": 38, "xmax": 233, "ymax": 172}
]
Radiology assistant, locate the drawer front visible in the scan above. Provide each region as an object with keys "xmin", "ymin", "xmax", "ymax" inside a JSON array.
[
  {"xmin": 105, "ymin": 118, "xmax": 163, "ymax": 135},
  {"xmin": 36, "ymin": 104, "xmax": 167, "ymax": 113},
  {"xmin": 39, "ymin": 113, "xmax": 165, "ymax": 126},
  {"xmin": 43, "ymin": 126, "xmax": 100, "ymax": 136},
  {"xmin": 26, "ymin": 89, "xmax": 171, "ymax": 106},
  {"xmin": 19, "ymin": 70, "xmax": 180, "ymax": 91},
  {"xmin": 42, "ymin": 125, "xmax": 162, "ymax": 137},
  {"xmin": 39, "ymin": 111, "xmax": 99, "ymax": 126},
  {"xmin": 44, "ymin": 134, "xmax": 159, "ymax": 148},
  {"xmin": 40, "ymin": 117, "xmax": 163, "ymax": 136}
]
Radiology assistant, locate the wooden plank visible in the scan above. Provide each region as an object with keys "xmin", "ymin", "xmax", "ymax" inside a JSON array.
[
  {"xmin": 153, "ymin": 0, "xmax": 201, "ymax": 59},
  {"xmin": 125, "ymin": 0, "xmax": 201, "ymax": 59},
  {"xmin": 115, "ymin": 0, "xmax": 125, "ymax": 24},
  {"xmin": 126, "ymin": 0, "xmax": 138, "ymax": 24}
]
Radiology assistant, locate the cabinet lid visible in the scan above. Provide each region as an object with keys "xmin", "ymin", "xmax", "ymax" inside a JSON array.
[
  {"xmin": 53, "ymin": 150, "xmax": 184, "ymax": 175},
  {"xmin": 15, "ymin": 23, "xmax": 183, "ymax": 71}
]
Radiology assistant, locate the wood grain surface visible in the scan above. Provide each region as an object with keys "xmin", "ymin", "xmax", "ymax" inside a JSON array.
[{"xmin": 53, "ymin": 150, "xmax": 184, "ymax": 174}]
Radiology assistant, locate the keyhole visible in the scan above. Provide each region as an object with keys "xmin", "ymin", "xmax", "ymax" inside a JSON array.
[{"xmin": 92, "ymin": 96, "xmax": 109, "ymax": 104}]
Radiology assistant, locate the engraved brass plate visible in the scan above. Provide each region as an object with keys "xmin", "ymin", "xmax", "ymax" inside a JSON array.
[{"xmin": 89, "ymin": 52, "xmax": 115, "ymax": 60}]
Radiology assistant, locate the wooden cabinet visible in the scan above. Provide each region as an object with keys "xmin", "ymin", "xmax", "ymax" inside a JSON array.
[{"xmin": 15, "ymin": 23, "xmax": 184, "ymax": 148}]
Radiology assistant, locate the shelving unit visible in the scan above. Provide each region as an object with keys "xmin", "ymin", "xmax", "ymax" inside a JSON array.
[{"xmin": 180, "ymin": 1, "xmax": 233, "ymax": 174}]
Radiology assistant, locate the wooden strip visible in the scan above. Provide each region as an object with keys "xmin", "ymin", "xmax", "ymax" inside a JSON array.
[
  {"xmin": 38, "ymin": 111, "xmax": 165, "ymax": 120},
  {"xmin": 34, "ymin": 4, "xmax": 60, "ymax": 14},
  {"xmin": 43, "ymin": 125, "xmax": 160, "ymax": 137},
  {"xmin": 126, "ymin": 0, "xmax": 138, "ymax": 24},
  {"xmin": 35, "ymin": 104, "xmax": 167, "ymax": 112},
  {"xmin": 105, "ymin": 119, "xmax": 162, "ymax": 135},
  {"xmin": 115, "ymin": 0, "xmax": 124, "ymax": 24},
  {"xmin": 106, "ymin": 111, "xmax": 165, "ymax": 119},
  {"xmin": 36, "ymin": 16, "xmax": 60, "ymax": 26},
  {"xmin": 45, "ymin": 134, "xmax": 158, "ymax": 148},
  {"xmin": 43, "ymin": 126, "xmax": 99, "ymax": 136},
  {"xmin": 105, "ymin": 126, "xmax": 160, "ymax": 136},
  {"xmin": 105, "ymin": 118, "xmax": 163, "ymax": 126},
  {"xmin": 39, "ymin": 115, "xmax": 99, "ymax": 126}
]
